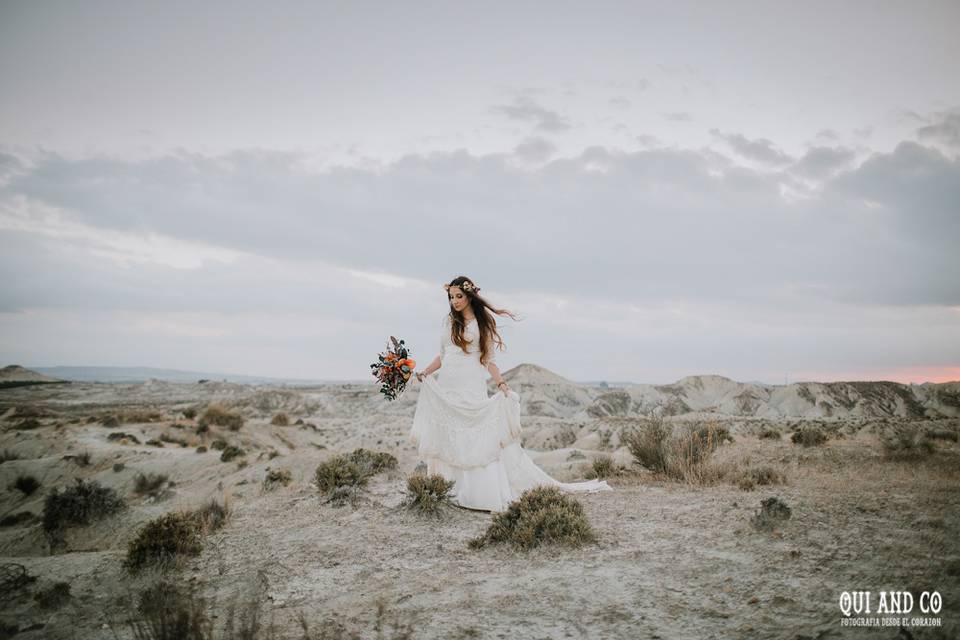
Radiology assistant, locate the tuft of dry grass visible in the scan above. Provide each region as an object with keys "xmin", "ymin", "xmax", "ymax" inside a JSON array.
[
  {"xmin": 220, "ymin": 445, "xmax": 245, "ymax": 462},
  {"xmin": 468, "ymin": 485, "xmax": 597, "ymax": 551},
  {"xmin": 583, "ymin": 455, "xmax": 620, "ymax": 480}
]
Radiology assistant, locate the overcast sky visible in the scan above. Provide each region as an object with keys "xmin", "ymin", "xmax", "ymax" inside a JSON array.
[{"xmin": 1, "ymin": 0, "xmax": 959, "ymax": 384}]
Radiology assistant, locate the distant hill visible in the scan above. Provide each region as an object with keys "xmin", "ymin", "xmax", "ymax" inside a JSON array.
[
  {"xmin": 0, "ymin": 365, "xmax": 70, "ymax": 389},
  {"xmin": 24, "ymin": 365, "xmax": 343, "ymax": 386}
]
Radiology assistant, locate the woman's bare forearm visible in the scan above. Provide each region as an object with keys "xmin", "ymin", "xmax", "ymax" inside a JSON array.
[
  {"xmin": 421, "ymin": 355, "xmax": 442, "ymax": 376},
  {"xmin": 486, "ymin": 362, "xmax": 505, "ymax": 385}
]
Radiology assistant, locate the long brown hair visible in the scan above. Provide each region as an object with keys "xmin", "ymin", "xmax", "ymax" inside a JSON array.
[{"xmin": 445, "ymin": 275, "xmax": 521, "ymax": 366}]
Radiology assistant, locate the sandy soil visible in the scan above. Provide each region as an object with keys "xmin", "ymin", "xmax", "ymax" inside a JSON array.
[{"xmin": 1, "ymin": 380, "xmax": 958, "ymax": 639}]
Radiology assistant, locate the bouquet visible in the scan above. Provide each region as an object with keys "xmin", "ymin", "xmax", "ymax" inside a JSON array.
[{"xmin": 370, "ymin": 336, "xmax": 416, "ymax": 401}]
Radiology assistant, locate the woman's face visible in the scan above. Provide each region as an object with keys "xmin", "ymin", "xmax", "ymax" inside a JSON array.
[{"xmin": 448, "ymin": 286, "xmax": 469, "ymax": 313}]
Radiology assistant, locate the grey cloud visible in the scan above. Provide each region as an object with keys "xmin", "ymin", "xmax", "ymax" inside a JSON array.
[
  {"xmin": 2, "ymin": 138, "xmax": 958, "ymax": 317},
  {"xmin": 513, "ymin": 137, "xmax": 557, "ymax": 163},
  {"xmin": 916, "ymin": 106, "xmax": 960, "ymax": 149},
  {"xmin": 710, "ymin": 128, "xmax": 794, "ymax": 166},
  {"xmin": 490, "ymin": 97, "xmax": 572, "ymax": 133},
  {"xmin": 815, "ymin": 129, "xmax": 839, "ymax": 142},
  {"xmin": 609, "ymin": 97, "xmax": 632, "ymax": 109},
  {"xmin": 662, "ymin": 112, "xmax": 693, "ymax": 122},
  {"xmin": 791, "ymin": 146, "xmax": 857, "ymax": 178}
]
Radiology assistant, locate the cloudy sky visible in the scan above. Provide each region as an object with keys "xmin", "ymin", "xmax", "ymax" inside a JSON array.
[{"xmin": 1, "ymin": 0, "xmax": 959, "ymax": 384}]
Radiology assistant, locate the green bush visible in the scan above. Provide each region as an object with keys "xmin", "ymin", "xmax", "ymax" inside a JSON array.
[{"xmin": 621, "ymin": 416, "xmax": 671, "ymax": 472}]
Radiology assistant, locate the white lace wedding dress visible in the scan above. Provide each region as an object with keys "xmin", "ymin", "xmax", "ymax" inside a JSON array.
[{"xmin": 408, "ymin": 315, "xmax": 613, "ymax": 512}]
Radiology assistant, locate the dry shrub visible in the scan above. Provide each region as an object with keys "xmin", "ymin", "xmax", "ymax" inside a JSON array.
[
  {"xmin": 925, "ymin": 427, "xmax": 958, "ymax": 442},
  {"xmin": 182, "ymin": 407, "xmax": 198, "ymax": 420},
  {"xmin": 468, "ymin": 486, "xmax": 597, "ymax": 551},
  {"xmin": 220, "ymin": 445, "xmax": 245, "ymax": 462},
  {"xmin": 10, "ymin": 474, "xmax": 40, "ymax": 496},
  {"xmin": 791, "ymin": 426, "xmax": 828, "ymax": 447},
  {"xmin": 315, "ymin": 456, "xmax": 369, "ymax": 494},
  {"xmin": 620, "ymin": 416, "xmax": 671, "ymax": 472},
  {"xmin": 758, "ymin": 427, "xmax": 781, "ymax": 440},
  {"xmin": 881, "ymin": 423, "xmax": 936, "ymax": 461},
  {"xmin": 108, "ymin": 432, "xmax": 141, "ymax": 444},
  {"xmin": 198, "ymin": 404, "xmax": 244, "ymax": 431},
  {"xmin": 210, "ymin": 438, "xmax": 227, "ymax": 450},
  {"xmin": 13, "ymin": 418, "xmax": 42, "ymax": 430},
  {"xmin": 270, "ymin": 412, "xmax": 290, "ymax": 426},
  {"xmin": 42, "ymin": 478, "xmax": 127, "ymax": 539},
  {"xmin": 101, "ymin": 415, "xmax": 120, "ymax": 427},
  {"xmin": 117, "ymin": 579, "xmax": 214, "ymax": 640},
  {"xmin": 348, "ymin": 448, "xmax": 398, "ymax": 476},
  {"xmin": 736, "ymin": 465, "xmax": 787, "ymax": 491},
  {"xmin": 0, "ymin": 512, "xmax": 36, "ymax": 527},
  {"xmin": 196, "ymin": 446, "xmax": 207, "ymax": 453},
  {"xmin": 1, "ymin": 449, "xmax": 21, "ymax": 464},
  {"xmin": 262, "ymin": 468, "xmax": 292, "ymax": 490},
  {"xmin": 123, "ymin": 498, "xmax": 229, "ymax": 574},
  {"xmin": 661, "ymin": 422, "xmax": 731, "ymax": 484},
  {"xmin": 145, "ymin": 439, "xmax": 164, "ymax": 447},
  {"xmin": 34, "ymin": 581, "xmax": 71, "ymax": 610},
  {"xmin": 113, "ymin": 462, "xmax": 126, "ymax": 472},
  {"xmin": 134, "ymin": 472, "xmax": 170, "ymax": 499},
  {"xmin": 160, "ymin": 433, "xmax": 189, "ymax": 447},
  {"xmin": 583, "ymin": 455, "xmax": 618, "ymax": 480},
  {"xmin": 404, "ymin": 473, "xmax": 456, "ymax": 517},
  {"xmin": 750, "ymin": 496, "xmax": 792, "ymax": 532}
]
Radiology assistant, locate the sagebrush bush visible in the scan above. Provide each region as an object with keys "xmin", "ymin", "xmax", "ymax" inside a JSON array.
[
  {"xmin": 262, "ymin": 468, "xmax": 292, "ymax": 490},
  {"xmin": 314, "ymin": 456, "xmax": 369, "ymax": 494},
  {"xmin": 270, "ymin": 412, "xmax": 290, "ymax": 426},
  {"xmin": 468, "ymin": 486, "xmax": 596, "ymax": 550},
  {"xmin": 791, "ymin": 426, "xmax": 828, "ymax": 447},
  {"xmin": 751, "ymin": 496, "xmax": 792, "ymax": 532},
  {"xmin": 11, "ymin": 474, "xmax": 41, "ymax": 496},
  {"xmin": 881, "ymin": 424, "xmax": 936, "ymax": 461},
  {"xmin": 220, "ymin": 445, "xmax": 245, "ymax": 462},
  {"xmin": 182, "ymin": 407, "xmax": 198, "ymax": 420},
  {"xmin": 107, "ymin": 432, "xmax": 141, "ymax": 444},
  {"xmin": 120, "ymin": 579, "xmax": 213, "ymax": 639},
  {"xmin": 34, "ymin": 581, "xmax": 71, "ymax": 610},
  {"xmin": 348, "ymin": 448, "xmax": 398, "ymax": 476},
  {"xmin": 43, "ymin": 478, "xmax": 127, "ymax": 536},
  {"xmin": 159, "ymin": 433, "xmax": 189, "ymax": 447},
  {"xmin": 1, "ymin": 511, "xmax": 36, "ymax": 527},
  {"xmin": 736, "ymin": 465, "xmax": 786, "ymax": 491},
  {"xmin": 758, "ymin": 427, "xmax": 781, "ymax": 440},
  {"xmin": 123, "ymin": 512, "xmax": 204, "ymax": 573},
  {"xmin": 198, "ymin": 404, "xmax": 244, "ymax": 431},
  {"xmin": 584, "ymin": 455, "xmax": 617, "ymax": 480},
  {"xmin": 134, "ymin": 472, "xmax": 169, "ymax": 498},
  {"xmin": 209, "ymin": 438, "xmax": 227, "ymax": 450},
  {"xmin": 404, "ymin": 473, "xmax": 456, "ymax": 517}
]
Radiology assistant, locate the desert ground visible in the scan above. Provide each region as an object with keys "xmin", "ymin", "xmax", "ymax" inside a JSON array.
[{"xmin": 1, "ymin": 365, "xmax": 958, "ymax": 639}]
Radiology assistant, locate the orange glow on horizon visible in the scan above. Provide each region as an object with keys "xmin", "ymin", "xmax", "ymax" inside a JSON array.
[{"xmin": 794, "ymin": 366, "xmax": 960, "ymax": 385}]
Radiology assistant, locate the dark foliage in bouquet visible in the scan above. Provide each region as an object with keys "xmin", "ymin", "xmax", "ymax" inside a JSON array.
[{"xmin": 370, "ymin": 336, "xmax": 416, "ymax": 401}]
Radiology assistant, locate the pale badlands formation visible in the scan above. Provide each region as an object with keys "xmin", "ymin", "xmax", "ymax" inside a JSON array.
[{"xmin": 1, "ymin": 364, "xmax": 958, "ymax": 639}]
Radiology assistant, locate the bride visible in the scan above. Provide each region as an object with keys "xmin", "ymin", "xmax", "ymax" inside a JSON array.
[{"xmin": 408, "ymin": 275, "xmax": 613, "ymax": 512}]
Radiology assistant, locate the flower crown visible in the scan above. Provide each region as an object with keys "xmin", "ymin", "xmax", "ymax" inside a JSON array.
[{"xmin": 444, "ymin": 281, "xmax": 479, "ymax": 293}]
